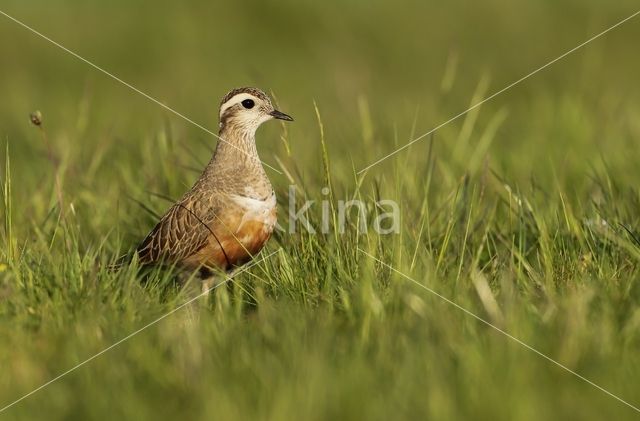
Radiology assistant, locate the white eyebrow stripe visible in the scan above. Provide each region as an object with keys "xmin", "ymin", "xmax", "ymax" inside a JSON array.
[{"xmin": 219, "ymin": 93, "xmax": 258, "ymax": 118}]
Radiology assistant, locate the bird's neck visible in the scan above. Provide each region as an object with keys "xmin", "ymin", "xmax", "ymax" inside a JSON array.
[
  {"xmin": 212, "ymin": 124, "xmax": 260, "ymax": 163},
  {"xmin": 200, "ymin": 123, "xmax": 269, "ymax": 193}
]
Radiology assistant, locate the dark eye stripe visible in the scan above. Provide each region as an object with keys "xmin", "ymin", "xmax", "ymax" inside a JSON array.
[{"xmin": 241, "ymin": 99, "xmax": 255, "ymax": 109}]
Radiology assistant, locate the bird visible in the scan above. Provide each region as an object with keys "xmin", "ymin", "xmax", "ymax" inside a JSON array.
[{"xmin": 135, "ymin": 87, "xmax": 293, "ymax": 291}]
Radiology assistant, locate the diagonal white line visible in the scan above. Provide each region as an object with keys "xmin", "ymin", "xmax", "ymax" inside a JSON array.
[
  {"xmin": 357, "ymin": 248, "xmax": 640, "ymax": 414},
  {"xmin": 0, "ymin": 9, "xmax": 282, "ymax": 175},
  {"xmin": 357, "ymin": 10, "xmax": 640, "ymax": 174},
  {"xmin": 0, "ymin": 249, "xmax": 280, "ymax": 414}
]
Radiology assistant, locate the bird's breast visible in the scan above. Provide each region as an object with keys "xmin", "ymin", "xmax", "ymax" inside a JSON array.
[
  {"xmin": 229, "ymin": 190, "xmax": 277, "ymax": 235},
  {"xmin": 184, "ymin": 191, "xmax": 277, "ymax": 271}
]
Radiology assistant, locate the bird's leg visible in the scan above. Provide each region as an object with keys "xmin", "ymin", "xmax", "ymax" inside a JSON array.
[
  {"xmin": 201, "ymin": 277, "xmax": 218, "ymax": 296},
  {"xmin": 199, "ymin": 267, "xmax": 227, "ymax": 305}
]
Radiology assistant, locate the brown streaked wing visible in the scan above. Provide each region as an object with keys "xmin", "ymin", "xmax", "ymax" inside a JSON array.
[{"xmin": 136, "ymin": 198, "xmax": 222, "ymax": 266}]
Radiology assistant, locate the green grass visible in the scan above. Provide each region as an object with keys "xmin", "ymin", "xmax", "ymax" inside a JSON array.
[{"xmin": 1, "ymin": 0, "xmax": 640, "ymax": 419}]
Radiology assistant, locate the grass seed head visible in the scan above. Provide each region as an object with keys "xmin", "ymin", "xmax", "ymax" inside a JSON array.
[{"xmin": 29, "ymin": 110, "xmax": 42, "ymax": 127}]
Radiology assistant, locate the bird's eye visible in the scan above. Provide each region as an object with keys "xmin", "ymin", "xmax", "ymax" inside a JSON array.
[{"xmin": 241, "ymin": 99, "xmax": 255, "ymax": 109}]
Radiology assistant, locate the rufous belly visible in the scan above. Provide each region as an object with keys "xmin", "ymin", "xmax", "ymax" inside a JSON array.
[{"xmin": 184, "ymin": 194, "xmax": 277, "ymax": 271}]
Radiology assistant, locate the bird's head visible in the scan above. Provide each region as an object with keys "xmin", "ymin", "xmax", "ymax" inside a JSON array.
[{"xmin": 218, "ymin": 87, "xmax": 293, "ymax": 134}]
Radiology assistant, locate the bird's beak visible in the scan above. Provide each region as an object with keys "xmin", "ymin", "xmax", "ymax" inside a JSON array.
[{"xmin": 270, "ymin": 110, "xmax": 294, "ymax": 121}]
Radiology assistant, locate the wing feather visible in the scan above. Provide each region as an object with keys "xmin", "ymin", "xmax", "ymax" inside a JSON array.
[{"xmin": 137, "ymin": 197, "xmax": 223, "ymax": 266}]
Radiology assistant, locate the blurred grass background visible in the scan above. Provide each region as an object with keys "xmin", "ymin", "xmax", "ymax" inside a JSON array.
[{"xmin": 1, "ymin": 0, "xmax": 640, "ymax": 419}]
